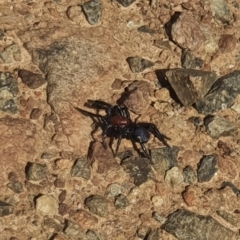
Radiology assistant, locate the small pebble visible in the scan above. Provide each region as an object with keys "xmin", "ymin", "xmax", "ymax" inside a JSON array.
[{"xmin": 36, "ymin": 195, "xmax": 58, "ymax": 215}]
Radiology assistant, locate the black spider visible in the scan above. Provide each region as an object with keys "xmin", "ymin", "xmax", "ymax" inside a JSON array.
[{"xmin": 75, "ymin": 100, "xmax": 170, "ymax": 160}]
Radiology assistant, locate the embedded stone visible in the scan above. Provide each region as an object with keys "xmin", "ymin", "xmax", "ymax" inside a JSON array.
[
  {"xmin": 114, "ymin": 194, "xmax": 129, "ymax": 209},
  {"xmin": 0, "ymin": 201, "xmax": 14, "ymax": 217},
  {"xmin": 121, "ymin": 156, "xmax": 154, "ymax": 186},
  {"xmin": 36, "ymin": 195, "xmax": 58, "ymax": 215},
  {"xmin": 181, "ymin": 49, "xmax": 203, "ymax": 69},
  {"xmin": 195, "ymin": 71, "xmax": 240, "ymax": 114},
  {"xmin": 26, "ymin": 162, "xmax": 47, "ymax": 181},
  {"xmin": 197, "ymin": 155, "xmax": 217, "ymax": 182},
  {"xmin": 18, "ymin": 69, "xmax": 46, "ymax": 89},
  {"xmin": 171, "ymin": 12, "xmax": 206, "ymax": 51},
  {"xmin": 126, "ymin": 57, "xmax": 154, "ymax": 73},
  {"xmin": 162, "ymin": 209, "xmax": 236, "ymax": 239},
  {"xmin": 151, "ymin": 147, "xmax": 179, "ymax": 175},
  {"xmin": 204, "ymin": 115, "xmax": 237, "ymax": 139},
  {"xmin": 81, "ymin": 0, "xmax": 102, "ymax": 25},
  {"xmin": 85, "ymin": 195, "xmax": 108, "ymax": 217},
  {"xmin": 71, "ymin": 157, "xmax": 91, "ymax": 179},
  {"xmin": 165, "ymin": 69, "xmax": 217, "ymax": 106}
]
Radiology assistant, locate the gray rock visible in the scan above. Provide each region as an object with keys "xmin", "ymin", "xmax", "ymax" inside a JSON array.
[
  {"xmin": 195, "ymin": 71, "xmax": 240, "ymax": 114},
  {"xmin": 183, "ymin": 166, "xmax": 197, "ymax": 184},
  {"xmin": 114, "ymin": 194, "xmax": 129, "ymax": 209},
  {"xmin": 42, "ymin": 216, "xmax": 64, "ymax": 233},
  {"xmin": 105, "ymin": 183, "xmax": 123, "ymax": 198},
  {"xmin": 126, "ymin": 57, "xmax": 154, "ymax": 73},
  {"xmin": 85, "ymin": 195, "xmax": 108, "ymax": 217},
  {"xmin": 81, "ymin": 0, "xmax": 102, "ymax": 25},
  {"xmin": 18, "ymin": 69, "xmax": 46, "ymax": 89},
  {"xmin": 188, "ymin": 116, "xmax": 204, "ymax": 131},
  {"xmin": 152, "ymin": 212, "xmax": 166, "ymax": 224},
  {"xmin": 162, "ymin": 209, "xmax": 237, "ymax": 240},
  {"xmin": 121, "ymin": 156, "xmax": 154, "ymax": 186},
  {"xmin": 64, "ymin": 220, "xmax": 86, "ymax": 239},
  {"xmin": 71, "ymin": 157, "xmax": 91, "ymax": 179},
  {"xmin": 209, "ymin": 0, "xmax": 233, "ymax": 24},
  {"xmin": 26, "ymin": 162, "xmax": 47, "ymax": 181},
  {"xmin": 153, "ymin": 40, "xmax": 172, "ymax": 50},
  {"xmin": 0, "ymin": 72, "xmax": 18, "ymax": 114},
  {"xmin": 165, "ymin": 69, "xmax": 217, "ymax": 106},
  {"xmin": 165, "ymin": 166, "xmax": 184, "ymax": 187},
  {"xmin": 145, "ymin": 229, "xmax": 160, "ymax": 240},
  {"xmin": 181, "ymin": 49, "xmax": 203, "ymax": 69},
  {"xmin": 216, "ymin": 210, "xmax": 239, "ymax": 227},
  {"xmin": 197, "ymin": 155, "xmax": 217, "ymax": 182},
  {"xmin": 0, "ymin": 200, "xmax": 14, "ymax": 217},
  {"xmin": 115, "ymin": 0, "xmax": 136, "ymax": 7},
  {"xmin": 204, "ymin": 115, "xmax": 237, "ymax": 139},
  {"xmin": 86, "ymin": 230, "xmax": 107, "ymax": 240},
  {"xmin": 0, "ymin": 44, "xmax": 21, "ymax": 63},
  {"xmin": 151, "ymin": 147, "xmax": 179, "ymax": 175},
  {"xmin": 6, "ymin": 181, "xmax": 23, "ymax": 193}
]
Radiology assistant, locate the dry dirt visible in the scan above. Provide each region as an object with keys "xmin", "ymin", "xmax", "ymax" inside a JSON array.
[{"xmin": 1, "ymin": 0, "xmax": 240, "ymax": 239}]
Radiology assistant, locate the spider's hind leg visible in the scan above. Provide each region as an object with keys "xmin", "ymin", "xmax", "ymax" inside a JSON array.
[
  {"xmin": 139, "ymin": 142, "xmax": 152, "ymax": 162},
  {"xmin": 143, "ymin": 123, "xmax": 171, "ymax": 148}
]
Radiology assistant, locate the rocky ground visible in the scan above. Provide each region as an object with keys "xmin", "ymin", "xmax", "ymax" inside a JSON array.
[{"xmin": 1, "ymin": 0, "xmax": 240, "ymax": 239}]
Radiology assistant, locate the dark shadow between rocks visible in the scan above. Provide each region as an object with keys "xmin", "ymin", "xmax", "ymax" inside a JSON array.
[
  {"xmin": 33, "ymin": 193, "xmax": 43, "ymax": 208},
  {"xmin": 164, "ymin": 12, "xmax": 181, "ymax": 42},
  {"xmin": 49, "ymin": 233, "xmax": 58, "ymax": 240},
  {"xmin": 155, "ymin": 69, "xmax": 182, "ymax": 105}
]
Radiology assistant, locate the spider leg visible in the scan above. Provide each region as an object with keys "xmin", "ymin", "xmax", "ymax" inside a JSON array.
[
  {"xmin": 75, "ymin": 107, "xmax": 99, "ymax": 118},
  {"xmin": 114, "ymin": 105, "xmax": 131, "ymax": 119},
  {"xmin": 114, "ymin": 134, "xmax": 122, "ymax": 157},
  {"xmin": 142, "ymin": 123, "xmax": 171, "ymax": 148},
  {"xmin": 102, "ymin": 124, "xmax": 112, "ymax": 149},
  {"xmin": 87, "ymin": 100, "xmax": 112, "ymax": 110},
  {"xmin": 139, "ymin": 142, "xmax": 152, "ymax": 161}
]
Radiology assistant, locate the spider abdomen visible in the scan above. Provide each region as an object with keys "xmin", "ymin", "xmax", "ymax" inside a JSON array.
[{"xmin": 134, "ymin": 127, "xmax": 150, "ymax": 143}]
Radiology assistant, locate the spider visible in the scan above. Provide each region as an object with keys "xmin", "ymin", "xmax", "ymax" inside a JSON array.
[{"xmin": 75, "ymin": 100, "xmax": 170, "ymax": 160}]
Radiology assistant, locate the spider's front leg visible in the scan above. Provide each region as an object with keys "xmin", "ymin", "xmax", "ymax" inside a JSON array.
[
  {"xmin": 142, "ymin": 123, "xmax": 171, "ymax": 148},
  {"xmin": 87, "ymin": 100, "xmax": 112, "ymax": 110}
]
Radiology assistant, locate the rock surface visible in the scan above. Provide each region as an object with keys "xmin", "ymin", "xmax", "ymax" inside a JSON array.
[
  {"xmin": 171, "ymin": 12, "xmax": 206, "ymax": 51},
  {"xmin": 204, "ymin": 115, "xmax": 237, "ymax": 139},
  {"xmin": 195, "ymin": 71, "xmax": 240, "ymax": 114},
  {"xmin": 165, "ymin": 69, "xmax": 217, "ymax": 106},
  {"xmin": 162, "ymin": 209, "xmax": 237, "ymax": 239}
]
